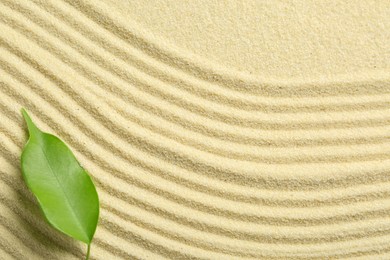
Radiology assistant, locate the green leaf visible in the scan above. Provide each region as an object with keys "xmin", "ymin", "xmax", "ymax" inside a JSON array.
[{"xmin": 20, "ymin": 108, "xmax": 99, "ymax": 251}]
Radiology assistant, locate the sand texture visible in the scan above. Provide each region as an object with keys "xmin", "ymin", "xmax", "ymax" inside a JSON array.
[{"xmin": 0, "ymin": 0, "xmax": 390, "ymax": 259}]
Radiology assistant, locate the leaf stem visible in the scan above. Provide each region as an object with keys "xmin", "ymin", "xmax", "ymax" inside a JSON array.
[{"xmin": 86, "ymin": 244, "xmax": 91, "ymax": 260}]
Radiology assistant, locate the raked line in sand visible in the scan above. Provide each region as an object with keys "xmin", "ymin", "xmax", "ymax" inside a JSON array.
[{"xmin": 0, "ymin": 0, "xmax": 390, "ymax": 259}]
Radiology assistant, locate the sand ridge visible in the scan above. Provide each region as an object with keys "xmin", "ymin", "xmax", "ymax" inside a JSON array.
[{"xmin": 0, "ymin": 0, "xmax": 390, "ymax": 259}]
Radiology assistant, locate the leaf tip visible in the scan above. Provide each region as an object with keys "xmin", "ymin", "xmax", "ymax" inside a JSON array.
[
  {"xmin": 21, "ymin": 107, "xmax": 28, "ymax": 119},
  {"xmin": 21, "ymin": 108, "xmax": 41, "ymax": 137}
]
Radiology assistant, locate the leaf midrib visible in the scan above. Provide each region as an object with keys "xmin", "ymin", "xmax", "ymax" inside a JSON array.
[{"xmin": 36, "ymin": 137, "xmax": 89, "ymax": 243}]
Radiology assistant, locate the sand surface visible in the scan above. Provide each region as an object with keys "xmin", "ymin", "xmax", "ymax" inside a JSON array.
[{"xmin": 0, "ymin": 0, "xmax": 390, "ymax": 259}]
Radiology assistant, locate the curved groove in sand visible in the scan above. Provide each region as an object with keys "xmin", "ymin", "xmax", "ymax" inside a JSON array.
[
  {"xmin": 2, "ymin": 112, "xmax": 390, "ymax": 254},
  {"xmin": 3, "ymin": 156, "xmax": 390, "ymax": 258},
  {"xmin": 0, "ymin": 4, "xmax": 386, "ymax": 156},
  {"xmin": 1, "ymin": 61, "xmax": 390, "ymax": 190},
  {"xmin": 37, "ymin": 0, "xmax": 390, "ymax": 111},
  {"xmin": 3, "ymin": 0, "xmax": 390, "ymax": 124},
  {"xmin": 0, "ymin": 42, "xmax": 389, "ymax": 183},
  {"xmin": 60, "ymin": 0, "xmax": 390, "ymax": 97},
  {"xmin": 0, "ymin": 2, "xmax": 389, "ymax": 134},
  {"xmin": 0, "ymin": 33, "xmax": 388, "ymax": 165},
  {"xmin": 2, "ymin": 132, "xmax": 388, "ymax": 236},
  {"xmin": 0, "ymin": 0, "xmax": 389, "ymax": 258},
  {"xmin": 0, "ymin": 110, "xmax": 390, "ymax": 234},
  {"xmin": 2, "ymin": 88, "xmax": 389, "ymax": 210},
  {"xmin": 1, "ymin": 0, "xmax": 383, "ymax": 121},
  {"xmin": 2, "ymin": 45, "xmax": 390, "ymax": 258},
  {"xmin": 2, "ymin": 99, "xmax": 390, "ymax": 211}
]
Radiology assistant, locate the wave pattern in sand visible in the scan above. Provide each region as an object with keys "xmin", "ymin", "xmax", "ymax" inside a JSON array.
[{"xmin": 0, "ymin": 0, "xmax": 390, "ymax": 259}]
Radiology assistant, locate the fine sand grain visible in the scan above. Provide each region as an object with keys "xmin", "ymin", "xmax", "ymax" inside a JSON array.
[{"xmin": 0, "ymin": 0, "xmax": 390, "ymax": 259}]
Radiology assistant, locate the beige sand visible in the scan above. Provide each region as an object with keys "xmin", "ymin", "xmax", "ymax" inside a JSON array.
[{"xmin": 0, "ymin": 0, "xmax": 389, "ymax": 259}]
